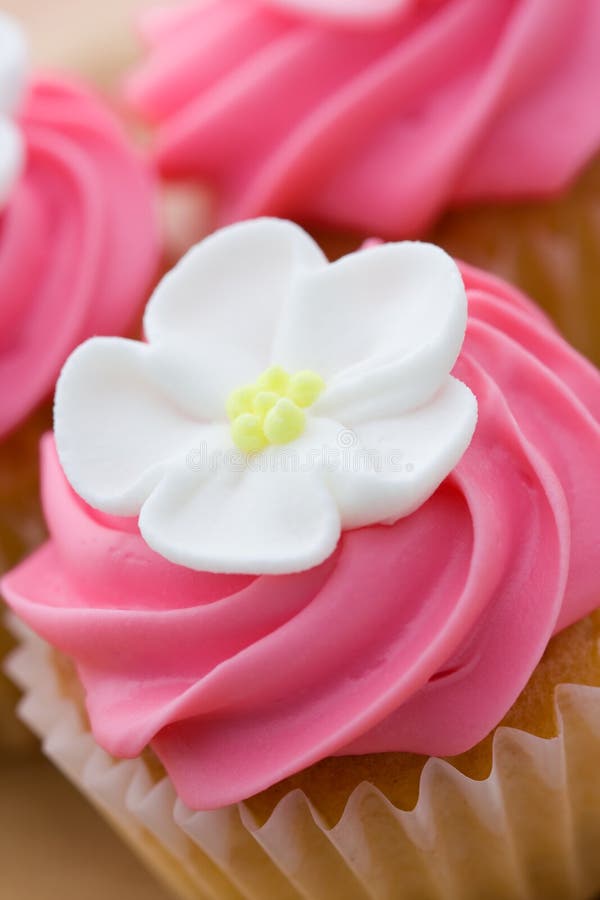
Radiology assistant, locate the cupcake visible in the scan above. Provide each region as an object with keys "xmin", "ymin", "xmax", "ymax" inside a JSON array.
[
  {"xmin": 126, "ymin": 0, "xmax": 600, "ymax": 360},
  {"xmin": 0, "ymin": 12, "xmax": 160, "ymax": 751},
  {"xmin": 4, "ymin": 218, "xmax": 600, "ymax": 898}
]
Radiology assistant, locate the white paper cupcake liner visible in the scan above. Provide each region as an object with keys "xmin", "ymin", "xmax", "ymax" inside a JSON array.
[{"xmin": 6, "ymin": 612, "xmax": 600, "ymax": 900}]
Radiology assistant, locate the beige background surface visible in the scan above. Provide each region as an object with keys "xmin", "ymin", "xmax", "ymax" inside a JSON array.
[
  {"xmin": 2, "ymin": 1, "xmax": 175, "ymax": 897},
  {"xmin": 0, "ymin": 758, "xmax": 171, "ymax": 900},
  {"xmin": 2, "ymin": 0, "xmax": 163, "ymax": 87}
]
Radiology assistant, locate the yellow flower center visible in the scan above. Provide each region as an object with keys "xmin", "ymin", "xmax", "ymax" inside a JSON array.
[{"xmin": 227, "ymin": 365, "xmax": 325, "ymax": 453}]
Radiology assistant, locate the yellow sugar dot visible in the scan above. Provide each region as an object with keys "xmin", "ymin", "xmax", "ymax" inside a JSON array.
[
  {"xmin": 256, "ymin": 365, "xmax": 290, "ymax": 395},
  {"xmin": 227, "ymin": 366, "xmax": 325, "ymax": 452},
  {"xmin": 253, "ymin": 390, "xmax": 279, "ymax": 418},
  {"xmin": 231, "ymin": 413, "xmax": 267, "ymax": 453},
  {"xmin": 263, "ymin": 398, "xmax": 305, "ymax": 445},
  {"xmin": 287, "ymin": 370, "xmax": 326, "ymax": 408},
  {"xmin": 226, "ymin": 385, "xmax": 257, "ymax": 421}
]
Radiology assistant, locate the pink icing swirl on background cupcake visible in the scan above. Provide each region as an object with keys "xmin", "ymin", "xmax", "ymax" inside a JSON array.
[
  {"xmin": 4, "ymin": 262, "xmax": 600, "ymax": 810},
  {"xmin": 126, "ymin": 0, "xmax": 600, "ymax": 236},
  {"xmin": 0, "ymin": 76, "xmax": 160, "ymax": 438}
]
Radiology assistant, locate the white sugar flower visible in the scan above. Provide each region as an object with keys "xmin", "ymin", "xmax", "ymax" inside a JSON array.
[
  {"xmin": 265, "ymin": 0, "xmax": 413, "ymax": 24},
  {"xmin": 0, "ymin": 14, "xmax": 27, "ymax": 208},
  {"xmin": 55, "ymin": 218, "xmax": 477, "ymax": 575}
]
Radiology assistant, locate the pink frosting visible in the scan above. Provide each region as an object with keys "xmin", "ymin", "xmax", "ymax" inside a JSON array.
[
  {"xmin": 125, "ymin": 0, "xmax": 600, "ymax": 236},
  {"xmin": 0, "ymin": 76, "xmax": 160, "ymax": 438},
  {"xmin": 4, "ymin": 263, "xmax": 600, "ymax": 810}
]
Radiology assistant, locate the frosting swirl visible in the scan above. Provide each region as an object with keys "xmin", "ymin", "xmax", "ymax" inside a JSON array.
[
  {"xmin": 4, "ymin": 262, "xmax": 600, "ymax": 810},
  {"xmin": 126, "ymin": 0, "xmax": 600, "ymax": 236},
  {"xmin": 0, "ymin": 75, "xmax": 160, "ymax": 438}
]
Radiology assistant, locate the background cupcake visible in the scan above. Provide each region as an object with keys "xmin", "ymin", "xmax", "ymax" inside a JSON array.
[
  {"xmin": 0, "ymin": 11, "xmax": 160, "ymax": 755},
  {"xmin": 5, "ymin": 220, "xmax": 600, "ymax": 899},
  {"xmin": 1, "ymin": 5, "xmax": 172, "ymax": 898},
  {"xmin": 126, "ymin": 0, "xmax": 600, "ymax": 361}
]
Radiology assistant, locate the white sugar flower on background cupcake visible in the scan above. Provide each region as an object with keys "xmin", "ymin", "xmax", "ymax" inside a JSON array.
[
  {"xmin": 55, "ymin": 218, "xmax": 477, "ymax": 574},
  {"xmin": 264, "ymin": 0, "xmax": 416, "ymax": 23},
  {"xmin": 0, "ymin": 13, "xmax": 26, "ymax": 208}
]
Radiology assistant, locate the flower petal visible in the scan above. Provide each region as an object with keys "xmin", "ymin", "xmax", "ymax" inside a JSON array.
[
  {"xmin": 138, "ymin": 458, "xmax": 341, "ymax": 575},
  {"xmin": 274, "ymin": 241, "xmax": 467, "ymax": 424},
  {"xmin": 144, "ymin": 218, "xmax": 327, "ymax": 394},
  {"xmin": 54, "ymin": 337, "xmax": 213, "ymax": 515},
  {"xmin": 325, "ymin": 377, "xmax": 477, "ymax": 528}
]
